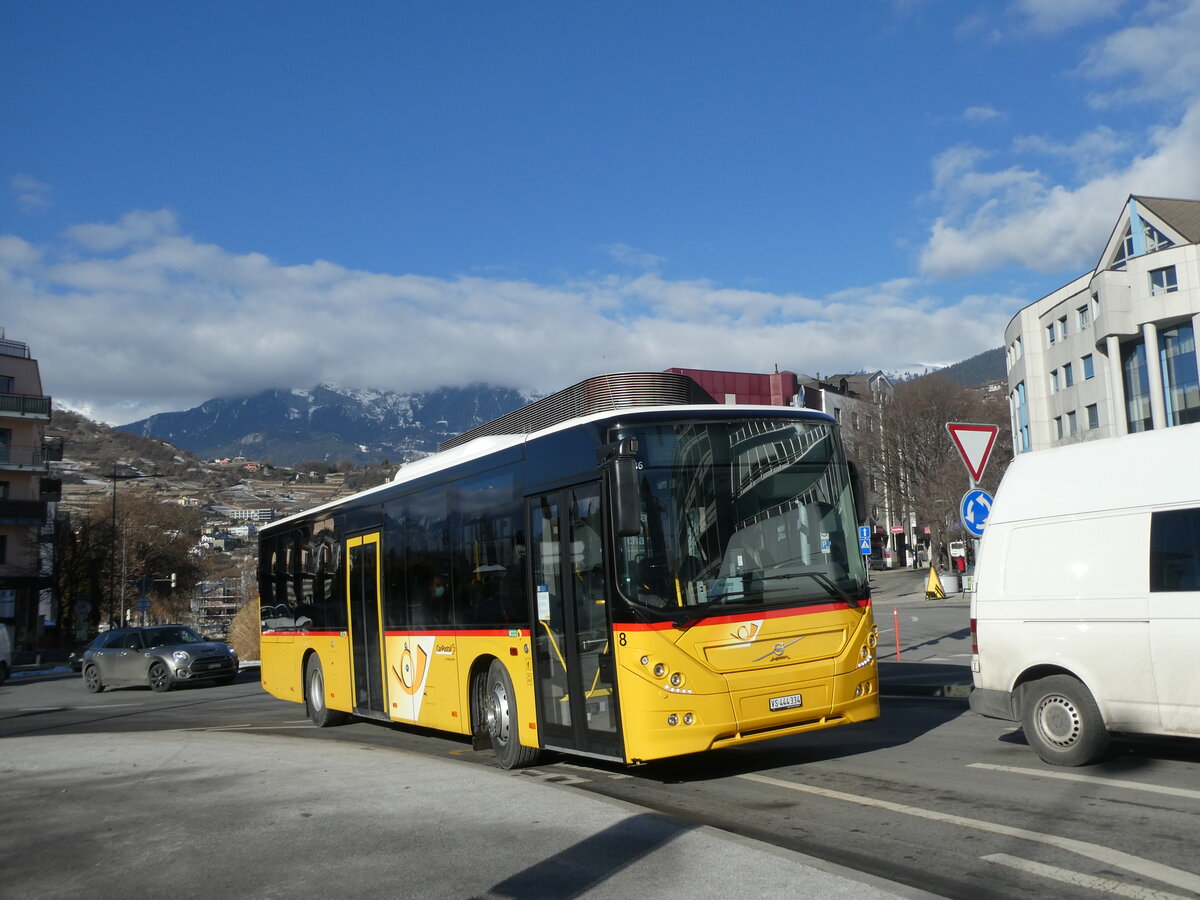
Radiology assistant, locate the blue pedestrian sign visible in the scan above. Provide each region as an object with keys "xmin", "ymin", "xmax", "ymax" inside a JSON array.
[
  {"xmin": 960, "ymin": 488, "xmax": 994, "ymax": 537},
  {"xmin": 858, "ymin": 525, "xmax": 872, "ymax": 555}
]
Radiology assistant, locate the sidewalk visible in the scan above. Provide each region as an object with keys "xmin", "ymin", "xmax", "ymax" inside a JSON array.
[{"xmin": 2, "ymin": 729, "xmax": 938, "ymax": 898}]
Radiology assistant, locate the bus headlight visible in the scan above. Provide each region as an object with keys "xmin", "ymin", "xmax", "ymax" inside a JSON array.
[
  {"xmin": 669, "ymin": 672, "xmax": 684, "ymax": 687},
  {"xmin": 667, "ymin": 714, "xmax": 679, "ymax": 726},
  {"xmin": 653, "ymin": 663, "xmax": 667, "ymax": 678}
]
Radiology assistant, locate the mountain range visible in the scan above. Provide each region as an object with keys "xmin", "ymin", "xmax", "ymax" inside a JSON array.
[
  {"xmin": 118, "ymin": 383, "xmax": 537, "ymax": 466},
  {"xmin": 117, "ymin": 352, "xmax": 1006, "ymax": 467}
]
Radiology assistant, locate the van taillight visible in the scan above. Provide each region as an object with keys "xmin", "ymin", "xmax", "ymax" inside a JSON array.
[{"xmin": 970, "ymin": 617, "xmax": 978, "ymax": 654}]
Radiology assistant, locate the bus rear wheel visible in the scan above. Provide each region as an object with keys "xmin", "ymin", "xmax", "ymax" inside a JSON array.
[
  {"xmin": 305, "ymin": 655, "xmax": 350, "ymax": 727},
  {"xmin": 484, "ymin": 659, "xmax": 539, "ymax": 769},
  {"xmin": 1021, "ymin": 674, "xmax": 1110, "ymax": 766}
]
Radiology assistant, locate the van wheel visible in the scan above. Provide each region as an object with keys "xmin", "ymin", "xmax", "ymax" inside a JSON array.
[
  {"xmin": 305, "ymin": 655, "xmax": 350, "ymax": 727},
  {"xmin": 1021, "ymin": 675, "xmax": 1110, "ymax": 766},
  {"xmin": 483, "ymin": 659, "xmax": 540, "ymax": 769}
]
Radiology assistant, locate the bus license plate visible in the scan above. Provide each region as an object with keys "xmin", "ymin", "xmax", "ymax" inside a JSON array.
[{"xmin": 769, "ymin": 693, "xmax": 803, "ymax": 711}]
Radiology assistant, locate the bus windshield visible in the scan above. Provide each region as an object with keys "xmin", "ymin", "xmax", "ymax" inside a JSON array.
[{"xmin": 613, "ymin": 418, "xmax": 867, "ymax": 616}]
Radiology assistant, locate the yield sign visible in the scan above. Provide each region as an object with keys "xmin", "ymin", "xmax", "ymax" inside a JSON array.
[{"xmin": 946, "ymin": 422, "xmax": 999, "ymax": 483}]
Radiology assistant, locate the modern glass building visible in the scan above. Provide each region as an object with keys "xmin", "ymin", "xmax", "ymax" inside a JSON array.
[{"xmin": 1005, "ymin": 195, "xmax": 1200, "ymax": 453}]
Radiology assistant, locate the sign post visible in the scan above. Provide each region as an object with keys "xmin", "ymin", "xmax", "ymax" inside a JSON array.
[{"xmin": 945, "ymin": 423, "xmax": 1000, "ymax": 591}]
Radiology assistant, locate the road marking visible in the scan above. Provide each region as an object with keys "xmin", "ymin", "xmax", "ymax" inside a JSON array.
[
  {"xmin": 968, "ymin": 763, "xmax": 1200, "ymax": 801},
  {"xmin": 200, "ymin": 724, "xmax": 315, "ymax": 730},
  {"xmin": 984, "ymin": 853, "xmax": 1191, "ymax": 900},
  {"xmin": 738, "ymin": 772, "xmax": 1200, "ymax": 895}
]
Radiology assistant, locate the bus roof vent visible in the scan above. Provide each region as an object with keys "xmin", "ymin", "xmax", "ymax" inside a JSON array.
[{"xmin": 438, "ymin": 371, "xmax": 715, "ymax": 451}]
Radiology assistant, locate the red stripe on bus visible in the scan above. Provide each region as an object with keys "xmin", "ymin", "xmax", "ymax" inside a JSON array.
[{"xmin": 613, "ymin": 599, "xmax": 871, "ymax": 631}]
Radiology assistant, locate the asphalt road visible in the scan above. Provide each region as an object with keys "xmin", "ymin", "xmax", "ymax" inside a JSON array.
[{"xmin": 5, "ymin": 573, "xmax": 1198, "ymax": 898}]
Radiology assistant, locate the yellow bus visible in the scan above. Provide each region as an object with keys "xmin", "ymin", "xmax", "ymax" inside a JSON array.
[{"xmin": 258, "ymin": 372, "xmax": 879, "ymax": 768}]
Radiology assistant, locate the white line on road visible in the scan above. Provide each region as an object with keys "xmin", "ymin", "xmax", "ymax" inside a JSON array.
[
  {"xmin": 738, "ymin": 772, "xmax": 1200, "ymax": 895},
  {"xmin": 967, "ymin": 763, "xmax": 1200, "ymax": 801},
  {"xmin": 983, "ymin": 853, "xmax": 1191, "ymax": 900}
]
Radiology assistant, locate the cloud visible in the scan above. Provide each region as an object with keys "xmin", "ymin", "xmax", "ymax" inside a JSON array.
[
  {"xmin": 10, "ymin": 174, "xmax": 53, "ymax": 212},
  {"xmin": 919, "ymin": 3, "xmax": 1200, "ymax": 281},
  {"xmin": 2, "ymin": 209, "xmax": 1009, "ymax": 425},
  {"xmin": 1078, "ymin": 0, "xmax": 1200, "ymax": 107},
  {"xmin": 601, "ymin": 243, "xmax": 665, "ymax": 271},
  {"xmin": 65, "ymin": 208, "xmax": 181, "ymax": 252},
  {"xmin": 921, "ymin": 100, "xmax": 1200, "ymax": 280},
  {"xmin": 1010, "ymin": 0, "xmax": 1127, "ymax": 35},
  {"xmin": 963, "ymin": 105, "xmax": 1007, "ymax": 124}
]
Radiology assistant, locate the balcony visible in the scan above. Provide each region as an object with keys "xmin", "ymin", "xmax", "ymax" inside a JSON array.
[
  {"xmin": 0, "ymin": 391, "xmax": 52, "ymax": 421},
  {"xmin": 0, "ymin": 338, "xmax": 31, "ymax": 359},
  {"xmin": 0, "ymin": 499, "xmax": 47, "ymax": 526},
  {"xmin": 40, "ymin": 478, "xmax": 62, "ymax": 502},
  {"xmin": 0, "ymin": 444, "xmax": 53, "ymax": 473}
]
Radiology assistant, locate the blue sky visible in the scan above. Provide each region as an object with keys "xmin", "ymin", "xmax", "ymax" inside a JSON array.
[{"xmin": 3, "ymin": 0, "xmax": 1200, "ymax": 424}]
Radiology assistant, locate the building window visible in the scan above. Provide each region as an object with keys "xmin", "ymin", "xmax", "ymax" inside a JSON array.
[
  {"xmin": 1160, "ymin": 323, "xmax": 1200, "ymax": 426},
  {"xmin": 1077, "ymin": 305, "xmax": 1090, "ymax": 330},
  {"xmin": 1067, "ymin": 410, "xmax": 1078, "ymax": 436},
  {"xmin": 0, "ymin": 535, "xmax": 6, "ymax": 564},
  {"xmin": 1058, "ymin": 316, "xmax": 1068, "ymax": 340},
  {"xmin": 1122, "ymin": 342, "xmax": 1152, "ymax": 433},
  {"xmin": 1050, "ymin": 370, "xmax": 1059, "ymax": 393},
  {"xmin": 1046, "ymin": 323, "xmax": 1056, "ymax": 347},
  {"xmin": 1082, "ymin": 354, "xmax": 1095, "ymax": 380},
  {"xmin": 0, "ymin": 376, "xmax": 12, "ymax": 393},
  {"xmin": 1086, "ymin": 404, "xmax": 1099, "ymax": 430},
  {"xmin": 1013, "ymin": 381, "xmax": 1029, "ymax": 453},
  {"xmin": 1092, "ymin": 294, "xmax": 1101, "ymax": 319},
  {"xmin": 1150, "ymin": 265, "xmax": 1178, "ymax": 295},
  {"xmin": 1063, "ymin": 362, "xmax": 1074, "ymax": 388},
  {"xmin": 1144, "ymin": 221, "xmax": 1174, "ymax": 253},
  {"xmin": 1055, "ymin": 416, "xmax": 1064, "ymax": 439}
]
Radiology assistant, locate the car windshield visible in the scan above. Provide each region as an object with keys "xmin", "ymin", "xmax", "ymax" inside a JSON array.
[
  {"xmin": 613, "ymin": 418, "xmax": 867, "ymax": 617},
  {"xmin": 143, "ymin": 627, "xmax": 204, "ymax": 647}
]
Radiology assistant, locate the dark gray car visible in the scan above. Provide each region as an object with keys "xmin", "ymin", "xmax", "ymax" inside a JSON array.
[{"xmin": 81, "ymin": 625, "xmax": 239, "ymax": 693}]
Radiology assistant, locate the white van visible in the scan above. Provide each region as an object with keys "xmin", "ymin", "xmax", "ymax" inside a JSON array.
[{"xmin": 970, "ymin": 423, "xmax": 1200, "ymax": 765}]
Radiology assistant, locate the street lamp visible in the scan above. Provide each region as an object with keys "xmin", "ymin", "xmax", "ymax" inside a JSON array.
[{"xmin": 107, "ymin": 468, "xmax": 162, "ymax": 627}]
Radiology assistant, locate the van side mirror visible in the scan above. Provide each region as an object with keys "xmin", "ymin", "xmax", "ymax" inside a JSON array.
[{"xmin": 598, "ymin": 438, "xmax": 642, "ymax": 537}]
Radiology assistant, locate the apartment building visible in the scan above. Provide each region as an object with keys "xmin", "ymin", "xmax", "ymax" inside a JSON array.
[
  {"xmin": 1006, "ymin": 196, "xmax": 1200, "ymax": 453},
  {"xmin": 0, "ymin": 329, "xmax": 63, "ymax": 650}
]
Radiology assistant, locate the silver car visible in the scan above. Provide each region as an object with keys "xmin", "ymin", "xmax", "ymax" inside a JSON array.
[{"xmin": 81, "ymin": 625, "xmax": 239, "ymax": 693}]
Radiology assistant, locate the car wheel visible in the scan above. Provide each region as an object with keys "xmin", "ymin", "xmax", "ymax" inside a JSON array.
[
  {"xmin": 83, "ymin": 664, "xmax": 105, "ymax": 693},
  {"xmin": 1020, "ymin": 674, "xmax": 1110, "ymax": 766},
  {"xmin": 483, "ymin": 659, "xmax": 540, "ymax": 769},
  {"xmin": 148, "ymin": 661, "xmax": 173, "ymax": 693},
  {"xmin": 305, "ymin": 655, "xmax": 349, "ymax": 727}
]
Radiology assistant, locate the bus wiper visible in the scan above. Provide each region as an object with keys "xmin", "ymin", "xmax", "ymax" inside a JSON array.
[{"xmin": 755, "ymin": 572, "xmax": 859, "ymax": 607}]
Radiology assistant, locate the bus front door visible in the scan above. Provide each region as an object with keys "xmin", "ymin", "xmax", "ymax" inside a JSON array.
[
  {"xmin": 528, "ymin": 485, "xmax": 622, "ymax": 760},
  {"xmin": 345, "ymin": 532, "xmax": 388, "ymax": 718}
]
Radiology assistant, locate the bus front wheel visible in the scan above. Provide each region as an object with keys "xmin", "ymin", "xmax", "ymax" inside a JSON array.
[
  {"xmin": 484, "ymin": 659, "xmax": 540, "ymax": 769},
  {"xmin": 1020, "ymin": 674, "xmax": 1110, "ymax": 766},
  {"xmin": 305, "ymin": 655, "xmax": 350, "ymax": 728}
]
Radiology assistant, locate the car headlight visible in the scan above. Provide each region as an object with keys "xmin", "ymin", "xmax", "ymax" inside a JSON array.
[{"xmin": 172, "ymin": 650, "xmax": 190, "ymax": 663}]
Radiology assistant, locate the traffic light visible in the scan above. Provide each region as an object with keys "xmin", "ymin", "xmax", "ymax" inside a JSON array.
[{"xmin": 170, "ymin": 572, "xmax": 177, "ymax": 589}]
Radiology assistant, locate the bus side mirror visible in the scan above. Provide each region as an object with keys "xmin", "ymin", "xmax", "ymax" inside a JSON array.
[
  {"xmin": 848, "ymin": 460, "xmax": 868, "ymax": 526},
  {"xmin": 599, "ymin": 438, "xmax": 642, "ymax": 537}
]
